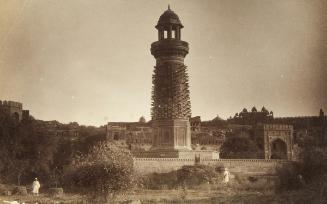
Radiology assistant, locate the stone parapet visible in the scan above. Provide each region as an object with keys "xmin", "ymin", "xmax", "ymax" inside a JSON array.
[
  {"xmin": 260, "ymin": 124, "xmax": 293, "ymax": 130},
  {"xmin": 0, "ymin": 100, "xmax": 23, "ymax": 109}
]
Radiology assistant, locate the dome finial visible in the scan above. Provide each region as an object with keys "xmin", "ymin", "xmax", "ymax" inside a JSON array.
[{"xmin": 168, "ymin": 4, "xmax": 171, "ymax": 10}]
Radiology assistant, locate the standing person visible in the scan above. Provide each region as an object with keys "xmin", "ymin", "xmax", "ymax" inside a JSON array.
[
  {"xmin": 297, "ymin": 174, "xmax": 305, "ymax": 187},
  {"xmin": 222, "ymin": 168, "xmax": 230, "ymax": 184},
  {"xmin": 32, "ymin": 178, "xmax": 41, "ymax": 196}
]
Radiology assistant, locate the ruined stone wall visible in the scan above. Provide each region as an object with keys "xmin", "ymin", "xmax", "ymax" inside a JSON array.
[{"xmin": 133, "ymin": 158, "xmax": 293, "ymax": 175}]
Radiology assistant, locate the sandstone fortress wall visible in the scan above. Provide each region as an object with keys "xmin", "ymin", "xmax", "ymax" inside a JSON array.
[{"xmin": 134, "ymin": 158, "xmax": 293, "ymax": 175}]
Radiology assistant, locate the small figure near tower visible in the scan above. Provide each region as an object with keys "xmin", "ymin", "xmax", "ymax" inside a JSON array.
[
  {"xmin": 32, "ymin": 178, "xmax": 41, "ymax": 196},
  {"xmin": 320, "ymin": 108, "xmax": 324, "ymax": 117},
  {"xmin": 222, "ymin": 168, "xmax": 230, "ymax": 184}
]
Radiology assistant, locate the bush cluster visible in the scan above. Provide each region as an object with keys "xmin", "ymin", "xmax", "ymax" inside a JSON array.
[
  {"xmin": 276, "ymin": 147, "xmax": 327, "ymax": 193},
  {"xmin": 0, "ymin": 111, "xmax": 59, "ymax": 186},
  {"xmin": 64, "ymin": 141, "xmax": 135, "ymax": 197},
  {"xmin": 220, "ymin": 131, "xmax": 263, "ymax": 159},
  {"xmin": 140, "ymin": 165, "xmax": 222, "ymax": 189}
]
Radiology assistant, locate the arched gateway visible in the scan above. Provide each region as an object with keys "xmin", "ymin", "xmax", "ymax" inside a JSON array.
[
  {"xmin": 270, "ymin": 138, "xmax": 288, "ymax": 159},
  {"xmin": 256, "ymin": 124, "xmax": 293, "ymax": 160}
]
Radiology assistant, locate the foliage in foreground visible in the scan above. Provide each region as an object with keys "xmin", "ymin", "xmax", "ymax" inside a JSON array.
[
  {"xmin": 64, "ymin": 141, "xmax": 134, "ymax": 198},
  {"xmin": 0, "ymin": 111, "xmax": 60, "ymax": 186},
  {"xmin": 0, "ymin": 109, "xmax": 107, "ymax": 187},
  {"xmin": 220, "ymin": 130, "xmax": 262, "ymax": 159},
  {"xmin": 140, "ymin": 165, "xmax": 222, "ymax": 189},
  {"xmin": 275, "ymin": 146, "xmax": 327, "ymax": 202}
]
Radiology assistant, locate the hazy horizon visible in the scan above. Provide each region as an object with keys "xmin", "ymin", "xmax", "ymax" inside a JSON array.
[{"xmin": 1, "ymin": 0, "xmax": 326, "ymax": 126}]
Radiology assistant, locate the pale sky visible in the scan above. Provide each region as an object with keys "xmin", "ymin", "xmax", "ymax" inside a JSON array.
[{"xmin": 0, "ymin": 0, "xmax": 326, "ymax": 126}]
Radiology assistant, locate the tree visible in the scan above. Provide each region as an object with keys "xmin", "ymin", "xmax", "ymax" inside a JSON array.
[
  {"xmin": 65, "ymin": 141, "xmax": 134, "ymax": 201},
  {"xmin": 74, "ymin": 125, "xmax": 107, "ymax": 154},
  {"xmin": 220, "ymin": 131, "xmax": 261, "ymax": 159},
  {"xmin": 299, "ymin": 147, "xmax": 327, "ymax": 181},
  {"xmin": 0, "ymin": 111, "xmax": 60, "ymax": 185}
]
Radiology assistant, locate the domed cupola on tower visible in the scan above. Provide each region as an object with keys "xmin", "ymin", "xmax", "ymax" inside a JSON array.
[
  {"xmin": 158, "ymin": 6, "xmax": 182, "ymax": 25},
  {"xmin": 156, "ymin": 5, "xmax": 183, "ymax": 39},
  {"xmin": 151, "ymin": 6, "xmax": 189, "ymax": 58}
]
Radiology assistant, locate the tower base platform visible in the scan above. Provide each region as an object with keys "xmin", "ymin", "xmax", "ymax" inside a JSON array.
[{"xmin": 133, "ymin": 149, "xmax": 219, "ymax": 159}]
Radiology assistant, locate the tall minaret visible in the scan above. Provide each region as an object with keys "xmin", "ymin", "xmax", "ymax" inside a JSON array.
[{"xmin": 151, "ymin": 6, "xmax": 192, "ymax": 152}]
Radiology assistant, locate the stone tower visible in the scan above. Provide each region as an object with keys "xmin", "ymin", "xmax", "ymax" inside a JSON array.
[
  {"xmin": 0, "ymin": 100, "xmax": 29, "ymax": 121},
  {"xmin": 150, "ymin": 6, "xmax": 192, "ymax": 152}
]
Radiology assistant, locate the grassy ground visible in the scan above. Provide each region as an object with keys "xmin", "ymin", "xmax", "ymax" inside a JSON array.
[
  {"xmin": 0, "ymin": 193, "xmax": 86, "ymax": 204},
  {"xmin": 0, "ymin": 187, "xmax": 325, "ymax": 204},
  {"xmin": 117, "ymin": 188, "xmax": 325, "ymax": 204}
]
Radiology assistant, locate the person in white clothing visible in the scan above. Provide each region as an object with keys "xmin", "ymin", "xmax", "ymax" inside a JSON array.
[
  {"xmin": 32, "ymin": 178, "xmax": 41, "ymax": 196},
  {"xmin": 222, "ymin": 168, "xmax": 230, "ymax": 184}
]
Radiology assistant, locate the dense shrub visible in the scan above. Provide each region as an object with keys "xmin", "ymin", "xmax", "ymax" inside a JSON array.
[
  {"xmin": 177, "ymin": 165, "xmax": 220, "ymax": 186},
  {"xmin": 0, "ymin": 111, "xmax": 59, "ymax": 185},
  {"xmin": 220, "ymin": 133, "xmax": 262, "ymax": 159},
  {"xmin": 64, "ymin": 141, "xmax": 134, "ymax": 199},
  {"xmin": 275, "ymin": 147, "xmax": 327, "ymax": 192},
  {"xmin": 276, "ymin": 164, "xmax": 302, "ymax": 191},
  {"xmin": 299, "ymin": 147, "xmax": 327, "ymax": 182},
  {"xmin": 0, "ymin": 109, "xmax": 108, "ymax": 187},
  {"xmin": 232, "ymin": 174, "xmax": 276, "ymax": 191},
  {"xmin": 48, "ymin": 187, "xmax": 64, "ymax": 197},
  {"xmin": 141, "ymin": 171, "xmax": 178, "ymax": 190},
  {"xmin": 140, "ymin": 165, "xmax": 221, "ymax": 189}
]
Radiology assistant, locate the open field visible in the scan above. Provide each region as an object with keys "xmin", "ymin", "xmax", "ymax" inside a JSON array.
[{"xmin": 0, "ymin": 187, "xmax": 325, "ymax": 204}]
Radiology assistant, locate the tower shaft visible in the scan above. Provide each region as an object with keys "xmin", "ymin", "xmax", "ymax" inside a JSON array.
[{"xmin": 151, "ymin": 8, "xmax": 191, "ymax": 150}]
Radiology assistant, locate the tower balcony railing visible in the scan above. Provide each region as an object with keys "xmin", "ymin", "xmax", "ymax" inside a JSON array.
[
  {"xmin": 151, "ymin": 39, "xmax": 189, "ymax": 58},
  {"xmin": 151, "ymin": 39, "xmax": 188, "ymax": 48}
]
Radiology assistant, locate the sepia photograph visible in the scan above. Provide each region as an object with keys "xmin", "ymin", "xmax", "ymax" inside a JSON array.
[{"xmin": 0, "ymin": 0, "xmax": 326, "ymax": 203}]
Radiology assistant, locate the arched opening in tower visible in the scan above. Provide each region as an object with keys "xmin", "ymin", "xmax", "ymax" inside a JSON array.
[{"xmin": 12, "ymin": 112, "xmax": 20, "ymax": 122}]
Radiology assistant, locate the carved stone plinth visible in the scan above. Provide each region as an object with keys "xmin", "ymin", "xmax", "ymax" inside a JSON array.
[{"xmin": 152, "ymin": 119, "xmax": 191, "ymax": 150}]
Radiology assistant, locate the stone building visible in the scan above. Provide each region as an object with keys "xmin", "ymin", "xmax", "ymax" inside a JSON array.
[
  {"xmin": 126, "ymin": 127, "xmax": 153, "ymax": 145},
  {"xmin": 56, "ymin": 129, "xmax": 79, "ymax": 138},
  {"xmin": 229, "ymin": 107, "xmax": 326, "ymax": 129},
  {"xmin": 190, "ymin": 116, "xmax": 201, "ymax": 131},
  {"xmin": 191, "ymin": 128, "xmax": 225, "ymax": 146},
  {"xmin": 106, "ymin": 121, "xmax": 153, "ymax": 145},
  {"xmin": 228, "ymin": 106, "xmax": 274, "ymax": 125},
  {"xmin": 0, "ymin": 100, "xmax": 29, "ymax": 121},
  {"xmin": 106, "ymin": 118, "xmax": 226, "ymax": 151},
  {"xmin": 106, "ymin": 123, "xmax": 128, "ymax": 140},
  {"xmin": 229, "ymin": 107, "xmax": 327, "ymax": 149},
  {"xmin": 139, "ymin": 116, "xmax": 146, "ymax": 123},
  {"xmin": 255, "ymin": 124, "xmax": 293, "ymax": 160},
  {"xmin": 273, "ymin": 109, "xmax": 326, "ymax": 129}
]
